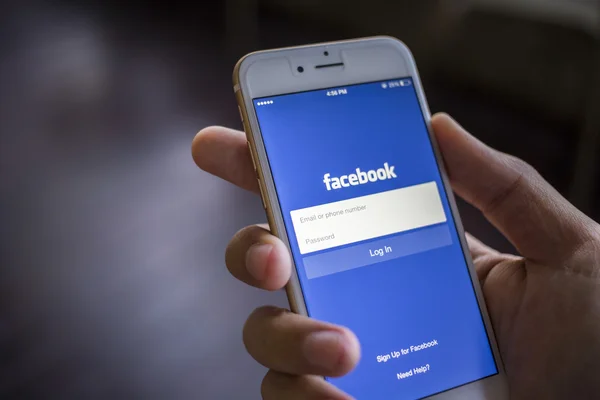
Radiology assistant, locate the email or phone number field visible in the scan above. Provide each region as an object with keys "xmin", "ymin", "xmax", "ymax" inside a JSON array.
[{"xmin": 289, "ymin": 181, "xmax": 447, "ymax": 254}]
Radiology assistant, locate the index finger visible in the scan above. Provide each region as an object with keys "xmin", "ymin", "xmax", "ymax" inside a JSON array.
[
  {"xmin": 192, "ymin": 126, "xmax": 259, "ymax": 193},
  {"xmin": 432, "ymin": 113, "xmax": 596, "ymax": 265}
]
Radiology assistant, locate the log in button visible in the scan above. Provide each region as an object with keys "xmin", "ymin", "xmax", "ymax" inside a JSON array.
[{"xmin": 302, "ymin": 224, "xmax": 452, "ymax": 279}]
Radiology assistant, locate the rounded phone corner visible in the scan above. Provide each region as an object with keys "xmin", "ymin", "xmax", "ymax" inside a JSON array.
[
  {"xmin": 232, "ymin": 52, "xmax": 255, "ymax": 91},
  {"xmin": 371, "ymin": 35, "xmax": 416, "ymax": 64}
]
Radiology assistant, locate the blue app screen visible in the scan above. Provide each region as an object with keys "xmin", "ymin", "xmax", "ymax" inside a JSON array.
[{"xmin": 253, "ymin": 78, "xmax": 498, "ymax": 399}]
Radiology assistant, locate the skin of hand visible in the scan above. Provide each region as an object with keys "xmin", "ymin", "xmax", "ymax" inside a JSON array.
[{"xmin": 192, "ymin": 113, "xmax": 600, "ymax": 400}]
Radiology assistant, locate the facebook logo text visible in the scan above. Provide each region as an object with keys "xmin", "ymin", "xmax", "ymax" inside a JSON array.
[{"xmin": 323, "ymin": 163, "xmax": 397, "ymax": 191}]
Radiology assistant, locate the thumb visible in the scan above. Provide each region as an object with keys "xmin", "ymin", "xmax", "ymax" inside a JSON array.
[{"xmin": 432, "ymin": 113, "xmax": 597, "ymax": 264}]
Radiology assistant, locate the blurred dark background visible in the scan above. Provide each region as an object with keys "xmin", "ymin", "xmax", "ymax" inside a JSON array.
[{"xmin": 1, "ymin": 0, "xmax": 599, "ymax": 398}]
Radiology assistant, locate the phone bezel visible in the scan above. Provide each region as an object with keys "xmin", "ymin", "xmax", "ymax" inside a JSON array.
[{"xmin": 234, "ymin": 36, "xmax": 509, "ymax": 399}]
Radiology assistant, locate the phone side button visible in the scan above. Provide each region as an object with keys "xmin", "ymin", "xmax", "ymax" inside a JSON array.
[
  {"xmin": 247, "ymin": 142, "xmax": 257, "ymax": 172},
  {"xmin": 237, "ymin": 106, "xmax": 244, "ymax": 123},
  {"xmin": 257, "ymin": 178, "xmax": 267, "ymax": 210}
]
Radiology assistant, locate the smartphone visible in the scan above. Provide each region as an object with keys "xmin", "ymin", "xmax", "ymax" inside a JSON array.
[{"xmin": 234, "ymin": 37, "xmax": 508, "ymax": 399}]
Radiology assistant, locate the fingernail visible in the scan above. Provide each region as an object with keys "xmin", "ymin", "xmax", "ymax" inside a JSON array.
[
  {"xmin": 246, "ymin": 243, "xmax": 273, "ymax": 281},
  {"xmin": 303, "ymin": 331, "xmax": 345, "ymax": 371}
]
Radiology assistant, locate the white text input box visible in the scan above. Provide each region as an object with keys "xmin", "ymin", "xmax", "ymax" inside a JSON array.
[{"xmin": 290, "ymin": 181, "xmax": 447, "ymax": 254}]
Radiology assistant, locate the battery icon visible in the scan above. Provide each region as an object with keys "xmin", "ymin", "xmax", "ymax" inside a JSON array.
[{"xmin": 399, "ymin": 79, "xmax": 412, "ymax": 87}]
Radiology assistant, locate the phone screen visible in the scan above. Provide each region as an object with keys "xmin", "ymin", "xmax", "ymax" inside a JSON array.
[{"xmin": 252, "ymin": 78, "xmax": 498, "ymax": 399}]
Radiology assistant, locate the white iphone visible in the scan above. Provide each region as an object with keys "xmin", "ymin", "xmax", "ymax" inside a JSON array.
[{"xmin": 234, "ymin": 37, "xmax": 509, "ymax": 399}]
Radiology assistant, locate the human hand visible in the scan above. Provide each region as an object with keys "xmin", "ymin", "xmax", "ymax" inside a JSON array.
[{"xmin": 192, "ymin": 114, "xmax": 600, "ymax": 399}]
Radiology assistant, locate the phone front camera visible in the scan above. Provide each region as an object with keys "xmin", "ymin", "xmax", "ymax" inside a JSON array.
[
  {"xmin": 297, "ymin": 66, "xmax": 304, "ymax": 73},
  {"xmin": 324, "ymin": 51, "xmax": 329, "ymax": 56}
]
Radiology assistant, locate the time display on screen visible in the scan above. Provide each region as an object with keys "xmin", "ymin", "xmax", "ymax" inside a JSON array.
[{"xmin": 326, "ymin": 88, "xmax": 348, "ymax": 96}]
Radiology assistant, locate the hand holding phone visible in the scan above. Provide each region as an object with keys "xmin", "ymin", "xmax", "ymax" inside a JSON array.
[
  {"xmin": 193, "ymin": 38, "xmax": 600, "ymax": 400},
  {"xmin": 231, "ymin": 37, "xmax": 506, "ymax": 399}
]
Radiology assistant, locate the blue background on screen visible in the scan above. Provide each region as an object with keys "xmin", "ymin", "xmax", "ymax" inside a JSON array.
[{"xmin": 253, "ymin": 79, "xmax": 497, "ymax": 399}]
